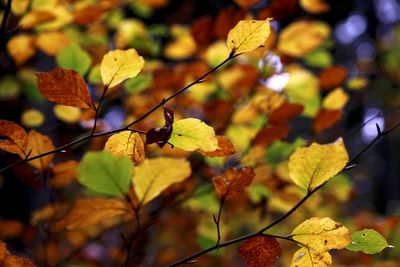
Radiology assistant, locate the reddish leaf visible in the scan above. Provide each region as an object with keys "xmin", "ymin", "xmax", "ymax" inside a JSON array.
[
  {"xmin": 0, "ymin": 120, "xmax": 28, "ymax": 158},
  {"xmin": 319, "ymin": 65, "xmax": 348, "ymax": 90},
  {"xmin": 198, "ymin": 136, "xmax": 236, "ymax": 157},
  {"xmin": 191, "ymin": 16, "xmax": 213, "ymax": 47},
  {"xmin": 313, "ymin": 109, "xmax": 342, "ymax": 133},
  {"xmin": 36, "ymin": 68, "xmax": 93, "ymax": 109},
  {"xmin": 257, "ymin": 0, "xmax": 298, "ymax": 21},
  {"xmin": 234, "ymin": 0, "xmax": 262, "ymax": 9},
  {"xmin": 239, "ymin": 236, "xmax": 282, "ymax": 267},
  {"xmin": 146, "ymin": 107, "xmax": 174, "ymax": 147},
  {"xmin": 74, "ymin": 5, "xmax": 104, "ymax": 25},
  {"xmin": 212, "ymin": 167, "xmax": 255, "ymax": 198},
  {"xmin": 253, "ymin": 125, "xmax": 289, "ymax": 146},
  {"xmin": 214, "ymin": 7, "xmax": 246, "ymax": 40},
  {"xmin": 269, "ymin": 103, "xmax": 304, "ymax": 125}
]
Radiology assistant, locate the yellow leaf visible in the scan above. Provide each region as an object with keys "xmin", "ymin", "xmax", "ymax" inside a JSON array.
[
  {"xmin": 104, "ymin": 132, "xmax": 145, "ymax": 165},
  {"xmin": 205, "ymin": 41, "xmax": 230, "ymax": 67},
  {"xmin": 36, "ymin": 31, "xmax": 70, "ymax": 55},
  {"xmin": 300, "ymin": 0, "xmax": 330, "ymax": 14},
  {"xmin": 347, "ymin": 77, "xmax": 368, "ymax": 90},
  {"xmin": 26, "ymin": 130, "xmax": 55, "ymax": 170},
  {"xmin": 53, "ymin": 197, "xmax": 130, "ymax": 231},
  {"xmin": 288, "ymin": 139, "xmax": 348, "ymax": 191},
  {"xmin": 291, "ymin": 217, "xmax": 351, "ymax": 252},
  {"xmin": 164, "ymin": 25, "xmax": 197, "ymax": 60},
  {"xmin": 291, "ymin": 247, "xmax": 332, "ymax": 267},
  {"xmin": 11, "ymin": 0, "xmax": 30, "ymax": 15},
  {"xmin": 53, "ymin": 105, "xmax": 82, "ymax": 123},
  {"xmin": 7, "ymin": 34, "xmax": 36, "ymax": 65},
  {"xmin": 133, "ymin": 157, "xmax": 191, "ymax": 204},
  {"xmin": 227, "ymin": 19, "xmax": 272, "ymax": 55},
  {"xmin": 322, "ymin": 87, "xmax": 349, "ymax": 110},
  {"xmin": 278, "ymin": 20, "xmax": 330, "ymax": 58},
  {"xmin": 101, "ymin": 49, "xmax": 144, "ymax": 88},
  {"xmin": 168, "ymin": 118, "xmax": 219, "ymax": 152},
  {"xmin": 21, "ymin": 109, "xmax": 45, "ymax": 128}
]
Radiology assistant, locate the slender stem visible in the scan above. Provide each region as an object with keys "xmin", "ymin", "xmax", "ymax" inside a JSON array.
[
  {"xmin": 90, "ymin": 85, "xmax": 109, "ymax": 136},
  {"xmin": 213, "ymin": 196, "xmax": 226, "ymax": 247},
  {"xmin": 0, "ymin": 0, "xmax": 12, "ymax": 34}
]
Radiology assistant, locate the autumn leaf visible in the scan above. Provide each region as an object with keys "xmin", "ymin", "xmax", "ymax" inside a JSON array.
[
  {"xmin": 288, "ymin": 139, "xmax": 348, "ymax": 191},
  {"xmin": 291, "ymin": 217, "xmax": 351, "ymax": 252},
  {"xmin": 227, "ymin": 19, "xmax": 272, "ymax": 55},
  {"xmin": 7, "ymin": 34, "xmax": 36, "ymax": 65},
  {"xmin": 319, "ymin": 65, "xmax": 347, "ymax": 90},
  {"xmin": 0, "ymin": 120, "xmax": 28, "ymax": 158},
  {"xmin": 105, "ymin": 131, "xmax": 145, "ymax": 165},
  {"xmin": 133, "ymin": 157, "xmax": 191, "ymax": 204},
  {"xmin": 346, "ymin": 229, "xmax": 389, "ymax": 254},
  {"xmin": 26, "ymin": 130, "xmax": 55, "ymax": 170},
  {"xmin": 198, "ymin": 136, "xmax": 236, "ymax": 157},
  {"xmin": 36, "ymin": 68, "xmax": 94, "ymax": 109},
  {"xmin": 20, "ymin": 10, "xmax": 56, "ymax": 30},
  {"xmin": 146, "ymin": 106, "xmax": 174, "ymax": 148},
  {"xmin": 239, "ymin": 236, "xmax": 281, "ymax": 267},
  {"xmin": 212, "ymin": 167, "xmax": 255, "ymax": 198},
  {"xmin": 313, "ymin": 109, "xmax": 342, "ymax": 133},
  {"xmin": 0, "ymin": 241, "xmax": 36, "ymax": 267},
  {"xmin": 53, "ymin": 197, "xmax": 131, "ymax": 231},
  {"xmin": 50, "ymin": 160, "xmax": 78, "ymax": 188},
  {"xmin": 291, "ymin": 247, "xmax": 332, "ymax": 267},
  {"xmin": 322, "ymin": 87, "xmax": 349, "ymax": 110},
  {"xmin": 168, "ymin": 118, "xmax": 219, "ymax": 152},
  {"xmin": 300, "ymin": 0, "xmax": 330, "ymax": 14},
  {"xmin": 53, "ymin": 105, "xmax": 82, "ymax": 124},
  {"xmin": 77, "ymin": 151, "xmax": 133, "ymax": 197},
  {"xmin": 101, "ymin": 49, "xmax": 144, "ymax": 88}
]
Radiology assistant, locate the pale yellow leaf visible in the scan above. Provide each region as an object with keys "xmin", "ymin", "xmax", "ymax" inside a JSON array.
[
  {"xmin": 300, "ymin": 0, "xmax": 330, "ymax": 14},
  {"xmin": 227, "ymin": 19, "xmax": 272, "ymax": 55},
  {"xmin": 291, "ymin": 217, "xmax": 351, "ymax": 253},
  {"xmin": 26, "ymin": 130, "xmax": 55, "ymax": 170},
  {"xmin": 133, "ymin": 157, "xmax": 191, "ymax": 204},
  {"xmin": 104, "ymin": 132, "xmax": 145, "ymax": 165},
  {"xmin": 21, "ymin": 109, "xmax": 45, "ymax": 128},
  {"xmin": 7, "ymin": 34, "xmax": 36, "ymax": 65},
  {"xmin": 164, "ymin": 25, "xmax": 197, "ymax": 60},
  {"xmin": 53, "ymin": 105, "xmax": 82, "ymax": 123},
  {"xmin": 168, "ymin": 118, "xmax": 219, "ymax": 152},
  {"xmin": 290, "ymin": 247, "xmax": 332, "ymax": 267},
  {"xmin": 322, "ymin": 87, "xmax": 349, "ymax": 110},
  {"xmin": 288, "ymin": 139, "xmax": 348, "ymax": 191},
  {"xmin": 101, "ymin": 49, "xmax": 144, "ymax": 88}
]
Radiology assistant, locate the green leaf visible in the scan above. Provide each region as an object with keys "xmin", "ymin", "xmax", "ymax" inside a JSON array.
[
  {"xmin": 77, "ymin": 151, "xmax": 132, "ymax": 197},
  {"xmin": 168, "ymin": 118, "xmax": 219, "ymax": 152},
  {"xmin": 305, "ymin": 47, "xmax": 332, "ymax": 68},
  {"xmin": 124, "ymin": 74, "xmax": 152, "ymax": 94},
  {"xmin": 56, "ymin": 44, "xmax": 92, "ymax": 76},
  {"xmin": 346, "ymin": 229, "xmax": 389, "ymax": 254},
  {"xmin": 266, "ymin": 138, "xmax": 306, "ymax": 166}
]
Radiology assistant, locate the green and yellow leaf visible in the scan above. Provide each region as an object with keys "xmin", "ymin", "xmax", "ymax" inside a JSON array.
[
  {"xmin": 346, "ymin": 229, "xmax": 389, "ymax": 254},
  {"xmin": 105, "ymin": 131, "xmax": 145, "ymax": 164},
  {"xmin": 291, "ymin": 247, "xmax": 332, "ymax": 267}
]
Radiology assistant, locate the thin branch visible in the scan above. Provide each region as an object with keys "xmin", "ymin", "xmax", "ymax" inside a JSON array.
[
  {"xmin": 90, "ymin": 85, "xmax": 109, "ymax": 136},
  {"xmin": 213, "ymin": 196, "xmax": 226, "ymax": 247},
  {"xmin": 0, "ymin": 0, "xmax": 12, "ymax": 35}
]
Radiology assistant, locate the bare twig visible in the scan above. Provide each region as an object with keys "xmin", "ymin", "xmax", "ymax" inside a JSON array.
[{"xmin": 0, "ymin": 0, "xmax": 12, "ymax": 35}]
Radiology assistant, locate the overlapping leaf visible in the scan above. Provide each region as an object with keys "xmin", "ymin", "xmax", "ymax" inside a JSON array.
[
  {"xmin": 0, "ymin": 120, "xmax": 28, "ymax": 158},
  {"xmin": 26, "ymin": 130, "xmax": 55, "ymax": 170},
  {"xmin": 290, "ymin": 247, "xmax": 332, "ymax": 267},
  {"xmin": 212, "ymin": 167, "xmax": 255, "ymax": 198},
  {"xmin": 198, "ymin": 136, "xmax": 236, "ymax": 157},
  {"xmin": 239, "ymin": 236, "xmax": 281, "ymax": 267},
  {"xmin": 105, "ymin": 131, "xmax": 145, "ymax": 164}
]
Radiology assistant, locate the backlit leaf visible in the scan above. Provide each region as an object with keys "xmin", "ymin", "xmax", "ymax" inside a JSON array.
[
  {"xmin": 26, "ymin": 130, "xmax": 55, "ymax": 170},
  {"xmin": 346, "ymin": 229, "xmax": 389, "ymax": 254},
  {"xmin": 198, "ymin": 136, "xmax": 236, "ymax": 157},
  {"xmin": 56, "ymin": 44, "xmax": 92, "ymax": 76},
  {"xmin": 105, "ymin": 131, "xmax": 145, "ymax": 165},
  {"xmin": 7, "ymin": 34, "xmax": 36, "ymax": 65},
  {"xmin": 322, "ymin": 87, "xmax": 349, "ymax": 110},
  {"xmin": 53, "ymin": 197, "xmax": 130, "ymax": 231},
  {"xmin": 77, "ymin": 151, "xmax": 133, "ymax": 197},
  {"xmin": 300, "ymin": 0, "xmax": 330, "ymax": 14},
  {"xmin": 53, "ymin": 105, "xmax": 82, "ymax": 124},
  {"xmin": 0, "ymin": 120, "xmax": 28, "ymax": 158},
  {"xmin": 239, "ymin": 236, "xmax": 281, "ymax": 267},
  {"xmin": 50, "ymin": 160, "xmax": 78, "ymax": 188},
  {"xmin": 291, "ymin": 217, "xmax": 351, "ymax": 252},
  {"xmin": 21, "ymin": 109, "xmax": 45, "ymax": 128},
  {"xmin": 20, "ymin": 10, "xmax": 56, "ymax": 29},
  {"xmin": 146, "ymin": 107, "xmax": 174, "ymax": 148},
  {"xmin": 36, "ymin": 31, "xmax": 70, "ymax": 56},
  {"xmin": 212, "ymin": 167, "xmax": 255, "ymax": 198},
  {"xmin": 36, "ymin": 68, "xmax": 93, "ymax": 109},
  {"xmin": 288, "ymin": 139, "xmax": 348, "ymax": 191},
  {"xmin": 291, "ymin": 247, "xmax": 332, "ymax": 267},
  {"xmin": 133, "ymin": 157, "xmax": 191, "ymax": 204},
  {"xmin": 313, "ymin": 109, "xmax": 342, "ymax": 133},
  {"xmin": 168, "ymin": 118, "xmax": 219, "ymax": 152},
  {"xmin": 0, "ymin": 241, "xmax": 36, "ymax": 267},
  {"xmin": 101, "ymin": 49, "xmax": 144, "ymax": 88},
  {"xmin": 227, "ymin": 19, "xmax": 272, "ymax": 55}
]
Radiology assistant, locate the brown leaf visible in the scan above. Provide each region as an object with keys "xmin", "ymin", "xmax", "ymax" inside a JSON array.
[
  {"xmin": 253, "ymin": 125, "xmax": 289, "ymax": 146},
  {"xmin": 269, "ymin": 103, "xmax": 304, "ymax": 125},
  {"xmin": 146, "ymin": 107, "xmax": 174, "ymax": 148},
  {"xmin": 319, "ymin": 65, "xmax": 348, "ymax": 90},
  {"xmin": 313, "ymin": 109, "xmax": 342, "ymax": 133},
  {"xmin": 257, "ymin": 0, "xmax": 298, "ymax": 21},
  {"xmin": 53, "ymin": 197, "xmax": 131, "ymax": 231},
  {"xmin": 234, "ymin": 0, "xmax": 262, "ymax": 9},
  {"xmin": 26, "ymin": 130, "xmax": 55, "ymax": 170},
  {"xmin": 20, "ymin": 10, "xmax": 56, "ymax": 30},
  {"xmin": 0, "ymin": 241, "xmax": 36, "ymax": 267},
  {"xmin": 74, "ymin": 5, "xmax": 104, "ymax": 25},
  {"xmin": 212, "ymin": 167, "xmax": 255, "ymax": 199},
  {"xmin": 36, "ymin": 68, "xmax": 93, "ymax": 109},
  {"xmin": 0, "ymin": 120, "xmax": 28, "ymax": 158},
  {"xmin": 191, "ymin": 16, "xmax": 213, "ymax": 47},
  {"xmin": 50, "ymin": 160, "xmax": 78, "ymax": 188},
  {"xmin": 214, "ymin": 7, "xmax": 246, "ymax": 40},
  {"xmin": 239, "ymin": 236, "xmax": 282, "ymax": 267},
  {"xmin": 0, "ymin": 220, "xmax": 24, "ymax": 239},
  {"xmin": 198, "ymin": 136, "xmax": 236, "ymax": 157}
]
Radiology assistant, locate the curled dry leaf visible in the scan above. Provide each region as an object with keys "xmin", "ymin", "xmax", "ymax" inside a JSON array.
[
  {"xmin": 105, "ymin": 131, "xmax": 145, "ymax": 164},
  {"xmin": 0, "ymin": 120, "xmax": 28, "ymax": 158},
  {"xmin": 291, "ymin": 247, "xmax": 332, "ymax": 267},
  {"xmin": 239, "ymin": 236, "xmax": 281, "ymax": 267},
  {"xmin": 53, "ymin": 197, "xmax": 130, "ymax": 231},
  {"xmin": 0, "ymin": 241, "xmax": 36, "ymax": 267},
  {"xmin": 212, "ymin": 166, "xmax": 255, "ymax": 198},
  {"xmin": 227, "ymin": 19, "xmax": 272, "ymax": 55},
  {"xmin": 146, "ymin": 107, "xmax": 174, "ymax": 148},
  {"xmin": 26, "ymin": 130, "xmax": 55, "ymax": 170},
  {"xmin": 36, "ymin": 68, "xmax": 93, "ymax": 109},
  {"xmin": 198, "ymin": 136, "xmax": 236, "ymax": 157}
]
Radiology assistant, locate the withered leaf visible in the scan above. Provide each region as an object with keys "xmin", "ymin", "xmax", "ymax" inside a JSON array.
[
  {"xmin": 36, "ymin": 68, "xmax": 94, "ymax": 109},
  {"xmin": 0, "ymin": 241, "xmax": 36, "ymax": 267},
  {"xmin": 313, "ymin": 109, "xmax": 342, "ymax": 133},
  {"xmin": 146, "ymin": 106, "xmax": 174, "ymax": 148},
  {"xmin": 26, "ymin": 130, "xmax": 55, "ymax": 170},
  {"xmin": 253, "ymin": 125, "xmax": 289, "ymax": 146},
  {"xmin": 269, "ymin": 103, "xmax": 304, "ymax": 125},
  {"xmin": 0, "ymin": 120, "xmax": 28, "ymax": 158},
  {"xmin": 239, "ymin": 236, "xmax": 282, "ymax": 267},
  {"xmin": 212, "ymin": 166, "xmax": 255, "ymax": 198},
  {"xmin": 319, "ymin": 65, "xmax": 347, "ymax": 90},
  {"xmin": 198, "ymin": 136, "xmax": 236, "ymax": 157}
]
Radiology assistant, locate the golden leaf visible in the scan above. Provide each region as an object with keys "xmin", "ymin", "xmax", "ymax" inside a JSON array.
[
  {"xmin": 7, "ymin": 34, "xmax": 36, "ymax": 65},
  {"xmin": 105, "ymin": 132, "xmax": 145, "ymax": 165},
  {"xmin": 0, "ymin": 120, "xmax": 28, "ymax": 158},
  {"xmin": 322, "ymin": 87, "xmax": 349, "ymax": 110},
  {"xmin": 26, "ymin": 130, "xmax": 55, "ymax": 170},
  {"xmin": 291, "ymin": 247, "xmax": 332, "ymax": 267}
]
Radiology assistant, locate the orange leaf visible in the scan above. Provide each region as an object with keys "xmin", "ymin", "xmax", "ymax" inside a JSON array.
[
  {"xmin": 191, "ymin": 16, "xmax": 213, "ymax": 47},
  {"xmin": 239, "ymin": 236, "xmax": 282, "ymax": 267},
  {"xmin": 26, "ymin": 130, "xmax": 55, "ymax": 170},
  {"xmin": 0, "ymin": 241, "xmax": 36, "ymax": 267},
  {"xmin": 7, "ymin": 34, "xmax": 36, "ymax": 65},
  {"xmin": 319, "ymin": 65, "xmax": 347, "ymax": 90},
  {"xmin": 313, "ymin": 109, "xmax": 342, "ymax": 133},
  {"xmin": 0, "ymin": 220, "xmax": 24, "ymax": 240},
  {"xmin": 73, "ymin": 5, "xmax": 104, "ymax": 25},
  {"xmin": 198, "ymin": 136, "xmax": 236, "ymax": 157},
  {"xmin": 212, "ymin": 167, "xmax": 255, "ymax": 198},
  {"xmin": 269, "ymin": 103, "xmax": 304, "ymax": 125},
  {"xmin": 0, "ymin": 120, "xmax": 28, "ymax": 158},
  {"xmin": 253, "ymin": 125, "xmax": 289, "ymax": 146},
  {"xmin": 50, "ymin": 160, "xmax": 78, "ymax": 188},
  {"xmin": 53, "ymin": 197, "xmax": 131, "ymax": 231},
  {"xmin": 214, "ymin": 7, "xmax": 246, "ymax": 40},
  {"xmin": 234, "ymin": 0, "xmax": 262, "ymax": 9},
  {"xmin": 36, "ymin": 68, "xmax": 93, "ymax": 109}
]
